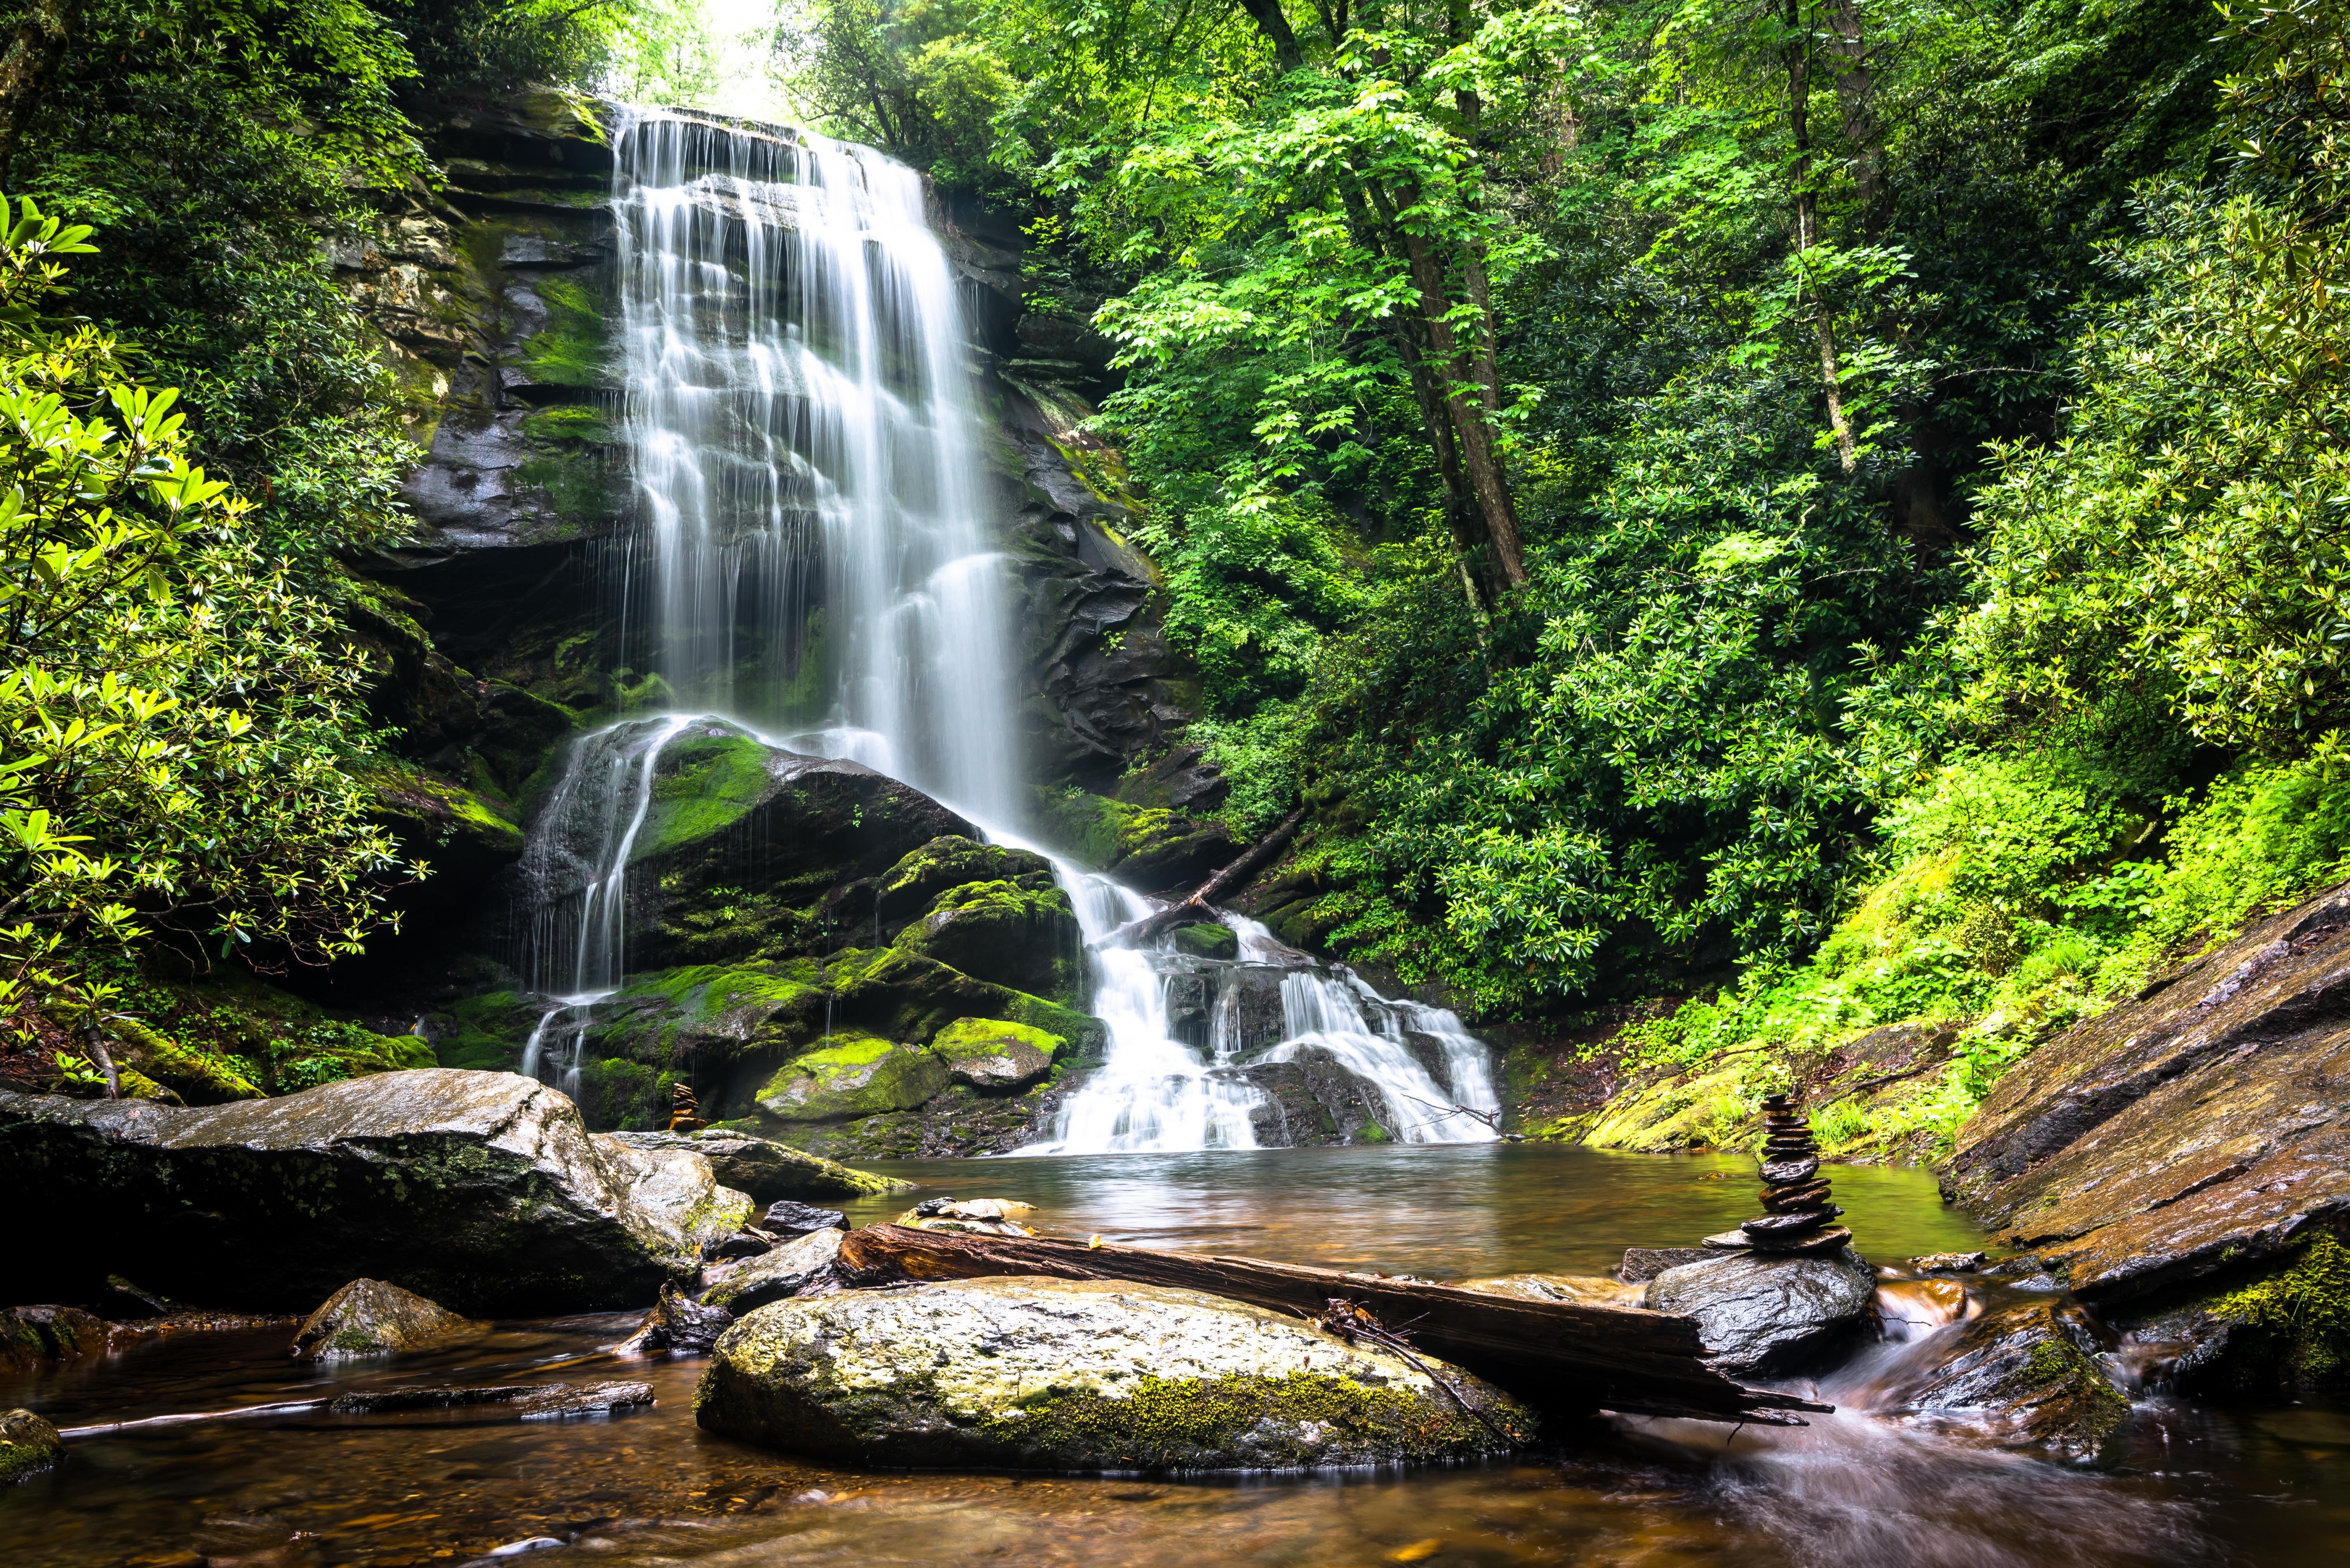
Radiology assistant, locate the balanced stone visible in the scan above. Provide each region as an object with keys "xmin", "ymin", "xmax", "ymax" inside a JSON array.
[
  {"xmin": 1759, "ymin": 1156, "xmax": 1820, "ymax": 1186},
  {"xmin": 1741, "ymin": 1208, "xmax": 1842, "ymax": 1239},
  {"xmin": 1752, "ymin": 1225, "xmax": 1854, "ymax": 1258},
  {"xmin": 1762, "ymin": 1182, "xmax": 1834, "ymax": 1212}
]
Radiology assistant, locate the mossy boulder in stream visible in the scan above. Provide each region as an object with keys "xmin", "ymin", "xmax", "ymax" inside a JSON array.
[
  {"xmin": 695, "ymin": 1277, "xmax": 1533, "ymax": 1472},
  {"xmin": 0, "ymin": 1408, "xmax": 64, "ymax": 1484},
  {"xmin": 930, "ymin": 1016, "xmax": 1063, "ymax": 1090},
  {"xmin": 755, "ymin": 1032, "xmax": 954, "ymax": 1122},
  {"xmin": 1882, "ymin": 1295, "xmax": 2132, "ymax": 1463}
]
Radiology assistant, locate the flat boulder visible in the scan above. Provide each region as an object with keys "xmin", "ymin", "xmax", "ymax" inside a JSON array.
[
  {"xmin": 1877, "ymin": 1295, "xmax": 2131, "ymax": 1463},
  {"xmin": 930, "ymin": 1016, "xmax": 1061, "ymax": 1091},
  {"xmin": 609, "ymin": 1128, "xmax": 912, "ymax": 1200},
  {"xmin": 291, "ymin": 1279, "xmax": 486, "ymax": 1361},
  {"xmin": 699, "ymin": 1227, "xmax": 843, "ymax": 1314},
  {"xmin": 0, "ymin": 1069, "xmax": 753, "ymax": 1314},
  {"xmin": 1644, "ymin": 1248, "xmax": 1876, "ymax": 1374},
  {"xmin": 695, "ymin": 1276, "xmax": 1534, "ymax": 1473}
]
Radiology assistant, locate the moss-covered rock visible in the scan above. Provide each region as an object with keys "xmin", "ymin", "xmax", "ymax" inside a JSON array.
[
  {"xmin": 931, "ymin": 1016, "xmax": 1063, "ymax": 1090},
  {"xmin": 892, "ymin": 877, "xmax": 1082, "ymax": 1002},
  {"xmin": 864, "ymin": 837, "xmax": 1058, "ymax": 927},
  {"xmin": 290, "ymin": 1278, "xmax": 487, "ymax": 1362},
  {"xmin": 755, "ymin": 1032, "xmax": 953, "ymax": 1122},
  {"xmin": 1169, "ymin": 921, "xmax": 1238, "ymax": 960},
  {"xmin": 695, "ymin": 1276, "xmax": 1533, "ymax": 1472},
  {"xmin": 432, "ymin": 991, "xmax": 546, "ymax": 1073},
  {"xmin": 1034, "ymin": 788, "xmax": 1235, "ymax": 893},
  {"xmin": 2118, "ymin": 1232, "xmax": 2350, "ymax": 1395},
  {"xmin": 0, "ymin": 1306, "xmax": 111, "ymax": 1374},
  {"xmin": 0, "ymin": 1408, "xmax": 64, "ymax": 1484}
]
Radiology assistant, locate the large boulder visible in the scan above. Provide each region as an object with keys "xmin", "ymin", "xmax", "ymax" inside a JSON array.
[
  {"xmin": 754, "ymin": 1032, "xmax": 953, "ymax": 1122},
  {"xmin": 1944, "ymin": 879, "xmax": 2350, "ymax": 1304},
  {"xmin": 607, "ymin": 1129, "xmax": 910, "ymax": 1200},
  {"xmin": 891, "ymin": 876, "xmax": 1082, "ymax": 1002},
  {"xmin": 0, "ymin": 1069, "xmax": 752, "ymax": 1314},
  {"xmin": 929, "ymin": 1017, "xmax": 1063, "ymax": 1091},
  {"xmin": 290, "ymin": 1279, "xmax": 487, "ymax": 1362},
  {"xmin": 1644, "ymin": 1249, "xmax": 1877, "ymax": 1375},
  {"xmin": 0, "ymin": 1306, "xmax": 111, "ymax": 1373},
  {"xmin": 1876, "ymin": 1295, "xmax": 2132, "ymax": 1463},
  {"xmin": 694, "ymin": 1276, "xmax": 1533, "ymax": 1473}
]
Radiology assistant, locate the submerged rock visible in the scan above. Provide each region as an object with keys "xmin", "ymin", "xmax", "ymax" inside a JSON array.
[
  {"xmin": 695, "ymin": 1276, "xmax": 1533, "ymax": 1473},
  {"xmin": 0, "ymin": 1069, "xmax": 752, "ymax": 1313},
  {"xmin": 1880, "ymin": 1295, "xmax": 2131, "ymax": 1463},
  {"xmin": 291, "ymin": 1279, "xmax": 487, "ymax": 1361},
  {"xmin": 1644, "ymin": 1249, "xmax": 1876, "ymax": 1374},
  {"xmin": 1454, "ymin": 1272, "xmax": 1648, "ymax": 1308},
  {"xmin": 608, "ymin": 1129, "xmax": 911, "ymax": 1200},
  {"xmin": 0, "ymin": 1408, "xmax": 64, "ymax": 1484},
  {"xmin": 699, "ymin": 1227, "xmax": 844, "ymax": 1314},
  {"xmin": 327, "ymin": 1381, "xmax": 654, "ymax": 1418},
  {"xmin": 618, "ymin": 1281, "xmax": 734, "ymax": 1354}
]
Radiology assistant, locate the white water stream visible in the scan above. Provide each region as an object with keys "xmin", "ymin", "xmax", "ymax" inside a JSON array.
[{"xmin": 508, "ymin": 109, "xmax": 1498, "ymax": 1151}]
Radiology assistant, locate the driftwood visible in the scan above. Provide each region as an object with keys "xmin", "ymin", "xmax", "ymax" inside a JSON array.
[
  {"xmin": 835, "ymin": 1225, "xmax": 1829, "ymax": 1426},
  {"xmin": 1101, "ymin": 807, "xmax": 1306, "ymax": 949}
]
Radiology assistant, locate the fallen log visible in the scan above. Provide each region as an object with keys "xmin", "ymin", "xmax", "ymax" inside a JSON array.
[
  {"xmin": 834, "ymin": 1225, "xmax": 1828, "ymax": 1426},
  {"xmin": 1100, "ymin": 807, "xmax": 1305, "ymax": 949}
]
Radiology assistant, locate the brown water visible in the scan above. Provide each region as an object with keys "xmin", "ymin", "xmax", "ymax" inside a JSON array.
[{"xmin": 6, "ymin": 1143, "xmax": 2348, "ymax": 1567}]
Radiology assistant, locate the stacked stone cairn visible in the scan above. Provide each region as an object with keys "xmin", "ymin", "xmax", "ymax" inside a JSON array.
[{"xmin": 1705, "ymin": 1094, "xmax": 1852, "ymax": 1257}]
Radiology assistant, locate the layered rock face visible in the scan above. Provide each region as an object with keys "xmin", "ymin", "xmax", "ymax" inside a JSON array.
[
  {"xmin": 694, "ymin": 1276, "xmax": 1533, "ymax": 1472},
  {"xmin": 0, "ymin": 1070, "xmax": 751, "ymax": 1312},
  {"xmin": 1944, "ymin": 878, "xmax": 2350, "ymax": 1316}
]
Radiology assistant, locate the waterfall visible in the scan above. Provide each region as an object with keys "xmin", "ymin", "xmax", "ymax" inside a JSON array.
[
  {"xmin": 1021, "ymin": 913, "xmax": 1500, "ymax": 1154},
  {"xmin": 501, "ymin": 107, "xmax": 1500, "ymax": 1149},
  {"xmin": 610, "ymin": 109, "xmax": 1019, "ymax": 826}
]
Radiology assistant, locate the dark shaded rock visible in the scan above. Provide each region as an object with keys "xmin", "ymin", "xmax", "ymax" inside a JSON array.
[
  {"xmin": 0, "ymin": 1305, "xmax": 112, "ymax": 1372},
  {"xmin": 702, "ymin": 1231, "xmax": 775, "ymax": 1261},
  {"xmin": 0, "ymin": 1069, "xmax": 752, "ymax": 1313},
  {"xmin": 0, "ymin": 1408, "xmax": 64, "ymax": 1484},
  {"xmin": 291, "ymin": 1279, "xmax": 487, "ymax": 1361},
  {"xmin": 1879, "ymin": 1296, "xmax": 2131, "ymax": 1463},
  {"xmin": 606, "ymin": 1129, "xmax": 910, "ymax": 1200},
  {"xmin": 2108, "ymin": 1230, "xmax": 2350, "ymax": 1395},
  {"xmin": 892, "ymin": 877, "xmax": 1082, "ymax": 1002},
  {"xmin": 1240, "ymin": 1048, "xmax": 1393, "ymax": 1147},
  {"xmin": 695, "ymin": 1276, "xmax": 1532, "ymax": 1472},
  {"xmin": 855, "ymin": 837, "xmax": 1058, "ymax": 930},
  {"xmin": 327, "ymin": 1381, "xmax": 653, "ymax": 1417},
  {"xmin": 698, "ymin": 1226, "xmax": 843, "ymax": 1313},
  {"xmin": 759, "ymin": 1200, "xmax": 846, "ymax": 1235},
  {"xmin": 1944, "ymin": 878, "xmax": 2350, "ymax": 1303},
  {"xmin": 1620, "ymin": 1247, "xmax": 1714, "ymax": 1284},
  {"xmin": 1644, "ymin": 1249, "xmax": 1876, "ymax": 1374},
  {"xmin": 617, "ymin": 1281, "xmax": 733, "ymax": 1354}
]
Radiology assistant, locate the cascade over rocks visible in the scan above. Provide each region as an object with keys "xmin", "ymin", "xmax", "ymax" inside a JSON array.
[
  {"xmin": 693, "ymin": 1276, "xmax": 1533, "ymax": 1472},
  {"xmin": 1875, "ymin": 1294, "xmax": 2132, "ymax": 1464},
  {"xmin": 0, "ymin": 1070, "xmax": 751, "ymax": 1313}
]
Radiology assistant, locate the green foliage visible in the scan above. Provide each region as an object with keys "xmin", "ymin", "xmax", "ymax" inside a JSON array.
[{"xmin": 0, "ymin": 201, "xmax": 412, "ymax": 1032}]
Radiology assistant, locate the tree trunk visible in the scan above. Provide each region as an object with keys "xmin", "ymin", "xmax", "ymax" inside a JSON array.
[
  {"xmin": 1235, "ymin": 0, "xmax": 1304, "ymax": 71},
  {"xmin": 1786, "ymin": 0, "xmax": 1857, "ymax": 474},
  {"xmin": 0, "ymin": 0, "xmax": 74, "ymax": 190},
  {"xmin": 1102, "ymin": 808, "xmax": 1306, "ymax": 948},
  {"xmin": 833, "ymin": 1224, "xmax": 1833, "ymax": 1426},
  {"xmin": 1820, "ymin": 0, "xmax": 1880, "ymax": 230},
  {"xmin": 1395, "ymin": 222, "xmax": 1529, "ymax": 586}
]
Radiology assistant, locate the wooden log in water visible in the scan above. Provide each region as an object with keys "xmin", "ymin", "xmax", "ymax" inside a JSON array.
[
  {"xmin": 1099, "ymin": 807, "xmax": 1306, "ymax": 949},
  {"xmin": 833, "ymin": 1225, "xmax": 1830, "ymax": 1426}
]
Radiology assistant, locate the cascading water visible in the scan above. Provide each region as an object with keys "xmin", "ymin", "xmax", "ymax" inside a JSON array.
[
  {"xmin": 507, "ymin": 106, "xmax": 1501, "ymax": 1149},
  {"xmin": 611, "ymin": 108, "xmax": 1018, "ymax": 825}
]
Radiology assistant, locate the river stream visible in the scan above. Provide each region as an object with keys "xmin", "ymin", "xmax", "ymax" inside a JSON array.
[{"xmin": 6, "ymin": 1143, "xmax": 2347, "ymax": 1566}]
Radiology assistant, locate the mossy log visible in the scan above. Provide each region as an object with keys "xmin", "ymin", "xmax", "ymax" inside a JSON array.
[{"xmin": 832, "ymin": 1224, "xmax": 1829, "ymax": 1425}]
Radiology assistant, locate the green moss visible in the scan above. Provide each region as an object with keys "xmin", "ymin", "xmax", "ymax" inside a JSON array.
[
  {"xmin": 576, "ymin": 1056, "xmax": 676, "ymax": 1131},
  {"xmin": 1169, "ymin": 921, "xmax": 1238, "ymax": 960},
  {"xmin": 975, "ymin": 1371, "xmax": 1528, "ymax": 1470},
  {"xmin": 518, "ymin": 273, "xmax": 613, "ymax": 387},
  {"xmin": 930, "ymin": 1016, "xmax": 1064, "ymax": 1064},
  {"xmin": 435, "ymin": 990, "xmax": 540, "ymax": 1072},
  {"xmin": 1034, "ymin": 788, "xmax": 1187, "ymax": 871},
  {"xmin": 1354, "ymin": 1122, "xmax": 1392, "ymax": 1144},
  {"xmin": 2211, "ymin": 1233, "xmax": 2350, "ymax": 1386},
  {"xmin": 635, "ymin": 732, "xmax": 775, "ymax": 861},
  {"xmin": 756, "ymin": 1029, "xmax": 952, "ymax": 1121},
  {"xmin": 521, "ymin": 403, "xmax": 616, "ymax": 446}
]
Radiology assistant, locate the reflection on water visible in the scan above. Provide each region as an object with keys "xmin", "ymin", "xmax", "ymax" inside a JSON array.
[{"xmin": 3, "ymin": 1144, "xmax": 2345, "ymax": 1566}]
